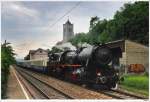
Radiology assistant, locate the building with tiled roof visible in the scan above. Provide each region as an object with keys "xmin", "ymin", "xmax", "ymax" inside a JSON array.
[{"xmin": 24, "ymin": 48, "xmax": 49, "ymax": 60}]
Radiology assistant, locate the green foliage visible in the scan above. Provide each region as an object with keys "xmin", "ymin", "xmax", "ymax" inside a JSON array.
[
  {"xmin": 50, "ymin": 46, "xmax": 63, "ymax": 53},
  {"xmin": 1, "ymin": 42, "xmax": 16, "ymax": 72},
  {"xmin": 89, "ymin": 16, "xmax": 99, "ymax": 30},
  {"xmin": 1, "ymin": 41, "xmax": 16, "ymax": 99},
  {"xmin": 120, "ymin": 74, "xmax": 149, "ymax": 91},
  {"xmin": 98, "ymin": 30, "xmax": 112, "ymax": 43},
  {"xmin": 69, "ymin": 1, "xmax": 149, "ymax": 46},
  {"xmin": 69, "ymin": 32, "xmax": 89, "ymax": 46},
  {"xmin": 113, "ymin": 2, "xmax": 149, "ymax": 45}
]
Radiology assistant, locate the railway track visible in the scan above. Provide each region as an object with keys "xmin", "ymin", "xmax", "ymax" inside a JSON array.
[
  {"xmin": 83, "ymin": 84, "xmax": 147, "ymax": 99},
  {"xmin": 16, "ymin": 68, "xmax": 74, "ymax": 99},
  {"xmin": 99, "ymin": 89, "xmax": 147, "ymax": 99},
  {"xmin": 15, "ymin": 66, "xmax": 112, "ymax": 99},
  {"xmin": 16, "ymin": 66, "xmax": 147, "ymax": 99}
]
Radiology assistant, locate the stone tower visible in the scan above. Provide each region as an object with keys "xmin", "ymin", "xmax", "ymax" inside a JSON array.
[{"xmin": 63, "ymin": 19, "xmax": 74, "ymax": 42}]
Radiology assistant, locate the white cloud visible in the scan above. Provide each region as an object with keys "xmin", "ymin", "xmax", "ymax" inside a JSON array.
[
  {"xmin": 2, "ymin": 2, "xmax": 40, "ymax": 20},
  {"xmin": 13, "ymin": 41, "xmax": 48, "ymax": 59}
]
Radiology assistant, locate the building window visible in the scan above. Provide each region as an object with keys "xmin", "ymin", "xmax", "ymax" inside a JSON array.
[
  {"xmin": 69, "ymin": 28, "xmax": 72, "ymax": 32},
  {"xmin": 64, "ymin": 29, "xmax": 66, "ymax": 32}
]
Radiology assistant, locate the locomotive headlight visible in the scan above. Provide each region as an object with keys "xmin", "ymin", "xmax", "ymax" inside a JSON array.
[
  {"xmin": 97, "ymin": 72, "xmax": 101, "ymax": 76},
  {"xmin": 116, "ymin": 73, "xmax": 119, "ymax": 76}
]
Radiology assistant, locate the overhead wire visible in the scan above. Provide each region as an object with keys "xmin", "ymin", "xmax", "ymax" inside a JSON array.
[{"xmin": 48, "ymin": 2, "xmax": 81, "ymax": 29}]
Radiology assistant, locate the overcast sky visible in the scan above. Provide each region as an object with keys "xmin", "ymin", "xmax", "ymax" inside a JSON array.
[{"xmin": 1, "ymin": 1, "xmax": 129, "ymax": 59}]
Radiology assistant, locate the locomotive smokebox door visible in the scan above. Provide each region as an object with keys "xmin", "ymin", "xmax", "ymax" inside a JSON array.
[
  {"xmin": 85, "ymin": 45, "xmax": 113, "ymax": 81},
  {"xmin": 92, "ymin": 46, "xmax": 112, "ymax": 65}
]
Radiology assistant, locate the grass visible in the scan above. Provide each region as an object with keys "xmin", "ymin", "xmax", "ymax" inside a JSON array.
[{"xmin": 120, "ymin": 74, "xmax": 149, "ymax": 96}]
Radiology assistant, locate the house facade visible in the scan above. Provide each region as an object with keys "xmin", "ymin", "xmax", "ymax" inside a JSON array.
[{"xmin": 24, "ymin": 48, "xmax": 49, "ymax": 60}]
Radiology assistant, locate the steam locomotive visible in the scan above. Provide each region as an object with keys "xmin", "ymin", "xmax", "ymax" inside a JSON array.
[
  {"xmin": 48, "ymin": 44, "xmax": 120, "ymax": 89},
  {"xmin": 18, "ymin": 44, "xmax": 121, "ymax": 89}
]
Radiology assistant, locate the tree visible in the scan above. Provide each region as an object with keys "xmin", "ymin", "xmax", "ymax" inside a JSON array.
[
  {"xmin": 98, "ymin": 30, "xmax": 112, "ymax": 43},
  {"xmin": 113, "ymin": 2, "xmax": 149, "ymax": 45},
  {"xmin": 50, "ymin": 46, "xmax": 63, "ymax": 53},
  {"xmin": 69, "ymin": 1, "xmax": 149, "ymax": 46},
  {"xmin": 1, "ymin": 40, "xmax": 16, "ymax": 98},
  {"xmin": 69, "ymin": 32, "xmax": 88, "ymax": 46},
  {"xmin": 89, "ymin": 16, "xmax": 99, "ymax": 30},
  {"xmin": 1, "ymin": 41, "xmax": 16, "ymax": 73}
]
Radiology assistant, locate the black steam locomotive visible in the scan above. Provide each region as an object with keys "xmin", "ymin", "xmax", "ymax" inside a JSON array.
[{"xmin": 47, "ymin": 44, "xmax": 120, "ymax": 89}]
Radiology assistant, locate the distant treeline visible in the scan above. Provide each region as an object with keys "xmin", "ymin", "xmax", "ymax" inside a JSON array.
[{"xmin": 69, "ymin": 2, "xmax": 149, "ymax": 46}]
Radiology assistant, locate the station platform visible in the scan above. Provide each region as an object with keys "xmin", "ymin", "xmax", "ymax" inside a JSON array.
[{"xmin": 6, "ymin": 66, "xmax": 30, "ymax": 99}]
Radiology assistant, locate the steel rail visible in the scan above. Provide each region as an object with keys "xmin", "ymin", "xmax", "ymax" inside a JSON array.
[
  {"xmin": 99, "ymin": 89, "xmax": 147, "ymax": 99},
  {"xmin": 16, "ymin": 69, "xmax": 51, "ymax": 99},
  {"xmin": 110, "ymin": 89, "xmax": 147, "ymax": 99},
  {"xmin": 16, "ymin": 67, "xmax": 74, "ymax": 99}
]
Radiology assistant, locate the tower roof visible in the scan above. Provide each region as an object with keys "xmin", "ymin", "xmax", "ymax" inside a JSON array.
[{"xmin": 65, "ymin": 19, "xmax": 72, "ymax": 25}]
